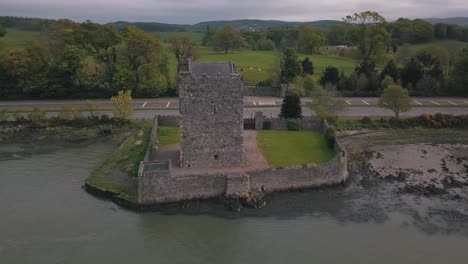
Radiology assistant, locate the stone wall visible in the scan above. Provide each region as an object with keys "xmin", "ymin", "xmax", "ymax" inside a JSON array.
[
  {"xmin": 158, "ymin": 115, "xmax": 179, "ymax": 127},
  {"xmin": 263, "ymin": 117, "xmax": 322, "ymax": 131},
  {"xmin": 139, "ymin": 172, "xmax": 227, "ymax": 204},
  {"xmin": 138, "ymin": 153, "xmax": 347, "ymax": 204},
  {"xmin": 138, "ymin": 114, "xmax": 348, "ymax": 205},
  {"xmin": 243, "ymin": 86, "xmax": 281, "ymax": 97},
  {"xmin": 243, "ymin": 84, "xmax": 287, "ymax": 97},
  {"xmin": 178, "ymin": 71, "xmax": 244, "ymax": 168}
]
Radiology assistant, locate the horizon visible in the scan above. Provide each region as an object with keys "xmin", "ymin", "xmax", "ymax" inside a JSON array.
[
  {"xmin": 0, "ymin": 14, "xmax": 467, "ymax": 26},
  {"xmin": 1, "ymin": 0, "xmax": 468, "ymax": 24}
]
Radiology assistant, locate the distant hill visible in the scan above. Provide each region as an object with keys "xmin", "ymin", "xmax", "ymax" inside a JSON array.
[
  {"xmin": 423, "ymin": 17, "xmax": 468, "ymax": 26},
  {"xmin": 110, "ymin": 21, "xmax": 189, "ymax": 32},
  {"xmin": 189, "ymin": 19, "xmax": 344, "ymax": 31}
]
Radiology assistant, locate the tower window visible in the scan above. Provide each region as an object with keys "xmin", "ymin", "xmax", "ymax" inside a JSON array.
[{"xmin": 214, "ymin": 155, "xmax": 219, "ymax": 160}]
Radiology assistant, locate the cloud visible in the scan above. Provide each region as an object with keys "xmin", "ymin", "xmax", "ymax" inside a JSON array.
[{"xmin": 0, "ymin": 0, "xmax": 467, "ymax": 24}]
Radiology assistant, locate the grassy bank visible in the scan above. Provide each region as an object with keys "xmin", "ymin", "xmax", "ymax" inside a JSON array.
[
  {"xmin": 257, "ymin": 130, "xmax": 335, "ymax": 167},
  {"xmin": 85, "ymin": 120, "xmax": 153, "ymax": 202}
]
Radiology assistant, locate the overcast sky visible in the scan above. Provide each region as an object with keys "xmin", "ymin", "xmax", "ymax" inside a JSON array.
[{"xmin": 1, "ymin": 0, "xmax": 467, "ymax": 24}]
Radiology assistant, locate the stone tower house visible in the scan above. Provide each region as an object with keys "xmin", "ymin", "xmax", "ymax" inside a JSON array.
[{"xmin": 178, "ymin": 61, "xmax": 244, "ymax": 168}]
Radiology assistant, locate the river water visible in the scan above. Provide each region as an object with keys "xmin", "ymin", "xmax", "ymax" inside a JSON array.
[{"xmin": 1, "ymin": 141, "xmax": 468, "ymax": 264}]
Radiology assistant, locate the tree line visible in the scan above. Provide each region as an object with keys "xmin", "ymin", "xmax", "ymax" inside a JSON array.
[
  {"xmin": 0, "ymin": 19, "xmax": 173, "ymax": 99},
  {"xmin": 203, "ymin": 14, "xmax": 468, "ymax": 55}
]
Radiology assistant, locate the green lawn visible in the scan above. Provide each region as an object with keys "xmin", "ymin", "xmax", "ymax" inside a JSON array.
[
  {"xmin": 0, "ymin": 28, "xmax": 41, "ymax": 47},
  {"xmin": 257, "ymin": 130, "xmax": 335, "ymax": 167},
  {"xmin": 158, "ymin": 126, "xmax": 180, "ymax": 146}
]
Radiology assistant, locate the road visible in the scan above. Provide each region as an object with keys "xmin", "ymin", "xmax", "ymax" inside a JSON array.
[
  {"xmin": 1, "ymin": 96, "xmax": 468, "ymax": 110},
  {"xmin": 1, "ymin": 97, "xmax": 468, "ymax": 118}
]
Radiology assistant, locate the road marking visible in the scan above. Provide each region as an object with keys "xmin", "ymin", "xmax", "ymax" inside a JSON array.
[
  {"xmin": 345, "ymin": 100, "xmax": 352, "ymax": 105},
  {"xmin": 362, "ymin": 100, "xmax": 370, "ymax": 105},
  {"xmin": 430, "ymin": 101, "xmax": 440, "ymax": 105},
  {"xmin": 141, "ymin": 102, "xmax": 148, "ymax": 108},
  {"xmin": 448, "ymin": 101, "xmax": 457, "ymax": 106},
  {"xmin": 166, "ymin": 102, "xmax": 171, "ymax": 108},
  {"xmin": 253, "ymin": 101, "xmax": 257, "ymax": 106},
  {"xmin": 413, "ymin": 100, "xmax": 422, "ymax": 105}
]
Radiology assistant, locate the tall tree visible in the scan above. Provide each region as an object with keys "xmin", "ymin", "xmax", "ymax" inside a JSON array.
[
  {"xmin": 280, "ymin": 48, "xmax": 301, "ymax": 83},
  {"xmin": 450, "ymin": 47, "xmax": 468, "ymax": 96},
  {"xmin": 71, "ymin": 22, "xmax": 121, "ymax": 87},
  {"xmin": 210, "ymin": 25, "xmax": 245, "ymax": 53},
  {"xmin": 344, "ymin": 11, "xmax": 390, "ymax": 64},
  {"xmin": 280, "ymin": 91, "xmax": 302, "ymax": 119},
  {"xmin": 121, "ymin": 26, "xmax": 161, "ymax": 94},
  {"xmin": 319, "ymin": 66, "xmax": 340, "ymax": 86},
  {"xmin": 301, "ymin": 57, "xmax": 314, "ymax": 76},
  {"xmin": 378, "ymin": 84, "xmax": 412, "ymax": 119},
  {"xmin": 297, "ymin": 25, "xmax": 326, "ymax": 54},
  {"xmin": 380, "ymin": 60, "xmax": 399, "ymax": 82},
  {"xmin": 170, "ymin": 33, "xmax": 198, "ymax": 71}
]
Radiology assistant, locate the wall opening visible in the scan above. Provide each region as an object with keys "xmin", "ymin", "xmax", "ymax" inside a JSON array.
[{"xmin": 214, "ymin": 154, "xmax": 219, "ymax": 160}]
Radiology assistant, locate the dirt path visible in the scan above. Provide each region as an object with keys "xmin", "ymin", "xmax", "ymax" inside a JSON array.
[{"xmin": 243, "ymin": 130, "xmax": 270, "ymax": 171}]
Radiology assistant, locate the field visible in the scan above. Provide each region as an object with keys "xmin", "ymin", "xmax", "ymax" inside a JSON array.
[
  {"xmin": 154, "ymin": 31, "xmax": 204, "ymax": 45},
  {"xmin": 257, "ymin": 130, "xmax": 335, "ymax": 167},
  {"xmin": 197, "ymin": 46, "xmax": 358, "ymax": 85},
  {"xmin": 0, "ymin": 28, "xmax": 42, "ymax": 47}
]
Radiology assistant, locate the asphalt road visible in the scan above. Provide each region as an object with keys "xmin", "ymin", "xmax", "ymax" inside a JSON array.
[
  {"xmin": 1, "ymin": 96, "xmax": 468, "ymax": 110},
  {"xmin": 1, "ymin": 97, "xmax": 468, "ymax": 118}
]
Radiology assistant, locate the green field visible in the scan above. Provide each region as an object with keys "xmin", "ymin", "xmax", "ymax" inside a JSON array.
[
  {"xmin": 154, "ymin": 31, "xmax": 204, "ymax": 45},
  {"xmin": 257, "ymin": 130, "xmax": 335, "ymax": 167},
  {"xmin": 197, "ymin": 46, "xmax": 359, "ymax": 85},
  {"xmin": 0, "ymin": 28, "xmax": 41, "ymax": 47}
]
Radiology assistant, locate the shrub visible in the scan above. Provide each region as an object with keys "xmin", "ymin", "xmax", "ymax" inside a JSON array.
[
  {"xmin": 287, "ymin": 120, "xmax": 301, "ymax": 131},
  {"xmin": 28, "ymin": 108, "xmax": 47, "ymax": 127},
  {"xmin": 58, "ymin": 105, "xmax": 75, "ymax": 121},
  {"xmin": 360, "ymin": 117, "xmax": 373, "ymax": 125},
  {"xmin": 0, "ymin": 110, "xmax": 9, "ymax": 123}
]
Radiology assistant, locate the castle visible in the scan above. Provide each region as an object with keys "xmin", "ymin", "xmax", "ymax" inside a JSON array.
[{"xmin": 178, "ymin": 60, "xmax": 244, "ymax": 168}]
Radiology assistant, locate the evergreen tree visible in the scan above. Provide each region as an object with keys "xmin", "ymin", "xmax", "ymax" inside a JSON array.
[
  {"xmin": 380, "ymin": 60, "xmax": 399, "ymax": 82},
  {"xmin": 280, "ymin": 48, "xmax": 301, "ymax": 83},
  {"xmin": 280, "ymin": 92, "xmax": 302, "ymax": 119},
  {"xmin": 450, "ymin": 47, "xmax": 468, "ymax": 96},
  {"xmin": 400, "ymin": 58, "xmax": 423, "ymax": 88},
  {"xmin": 301, "ymin": 57, "xmax": 314, "ymax": 76},
  {"xmin": 319, "ymin": 66, "xmax": 340, "ymax": 86}
]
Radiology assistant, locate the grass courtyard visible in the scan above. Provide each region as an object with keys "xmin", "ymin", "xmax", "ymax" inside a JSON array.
[
  {"xmin": 257, "ymin": 130, "xmax": 335, "ymax": 167},
  {"xmin": 157, "ymin": 126, "xmax": 180, "ymax": 146}
]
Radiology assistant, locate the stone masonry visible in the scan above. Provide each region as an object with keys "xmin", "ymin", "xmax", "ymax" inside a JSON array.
[{"xmin": 178, "ymin": 61, "xmax": 244, "ymax": 168}]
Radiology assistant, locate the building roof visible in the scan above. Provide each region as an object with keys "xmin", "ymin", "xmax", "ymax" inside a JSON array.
[{"xmin": 189, "ymin": 61, "xmax": 236, "ymax": 78}]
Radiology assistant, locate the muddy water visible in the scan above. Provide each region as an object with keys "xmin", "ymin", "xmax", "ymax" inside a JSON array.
[{"xmin": 1, "ymin": 141, "xmax": 468, "ymax": 264}]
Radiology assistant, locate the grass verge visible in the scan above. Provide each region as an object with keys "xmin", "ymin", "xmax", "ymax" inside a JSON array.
[
  {"xmin": 85, "ymin": 121, "xmax": 152, "ymax": 203},
  {"xmin": 257, "ymin": 130, "xmax": 335, "ymax": 167}
]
